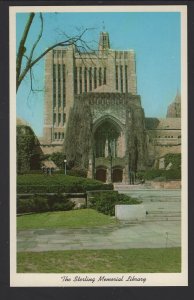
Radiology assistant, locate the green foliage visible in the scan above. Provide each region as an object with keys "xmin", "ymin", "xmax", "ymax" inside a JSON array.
[
  {"xmin": 89, "ymin": 191, "xmax": 141, "ymax": 216},
  {"xmin": 137, "ymin": 169, "xmax": 181, "ymax": 181},
  {"xmin": 55, "ymin": 167, "xmax": 87, "ymax": 178},
  {"xmin": 67, "ymin": 167, "xmax": 87, "ymax": 178},
  {"xmin": 63, "ymin": 97, "xmax": 93, "ymax": 169},
  {"xmin": 164, "ymin": 153, "xmax": 181, "ymax": 169},
  {"xmin": 17, "ymin": 198, "xmax": 35, "ymax": 214},
  {"xmin": 17, "ymin": 174, "xmax": 113, "ymax": 193},
  {"xmin": 49, "ymin": 152, "xmax": 65, "ymax": 169},
  {"xmin": 47, "ymin": 194, "xmax": 75, "ymax": 211},
  {"xmin": 33, "ymin": 195, "xmax": 49, "ymax": 212},
  {"xmin": 17, "ymin": 125, "xmax": 41, "ymax": 173},
  {"xmin": 17, "ymin": 193, "xmax": 75, "ymax": 214}
]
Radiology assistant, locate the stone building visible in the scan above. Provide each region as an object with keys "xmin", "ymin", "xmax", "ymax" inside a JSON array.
[{"xmin": 40, "ymin": 31, "xmax": 181, "ymax": 182}]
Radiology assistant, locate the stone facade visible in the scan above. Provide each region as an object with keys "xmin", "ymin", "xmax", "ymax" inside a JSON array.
[{"xmin": 40, "ymin": 32, "xmax": 181, "ymax": 183}]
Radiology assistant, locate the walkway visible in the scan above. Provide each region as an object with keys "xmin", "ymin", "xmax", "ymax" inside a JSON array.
[
  {"xmin": 17, "ymin": 220, "xmax": 180, "ymax": 252},
  {"xmin": 17, "ymin": 188, "xmax": 181, "ymax": 252}
]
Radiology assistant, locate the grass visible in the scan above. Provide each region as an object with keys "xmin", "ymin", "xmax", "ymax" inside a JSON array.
[
  {"xmin": 17, "ymin": 209, "xmax": 117, "ymax": 230},
  {"xmin": 17, "ymin": 248, "xmax": 181, "ymax": 273}
]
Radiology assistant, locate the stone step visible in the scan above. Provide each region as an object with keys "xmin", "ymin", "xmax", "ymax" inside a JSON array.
[
  {"xmin": 145, "ymin": 217, "xmax": 181, "ymax": 222},
  {"xmin": 147, "ymin": 211, "xmax": 181, "ymax": 216}
]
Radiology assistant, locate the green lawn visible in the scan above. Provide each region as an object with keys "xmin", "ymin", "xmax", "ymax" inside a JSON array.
[
  {"xmin": 17, "ymin": 248, "xmax": 181, "ymax": 273},
  {"xmin": 17, "ymin": 209, "xmax": 117, "ymax": 230}
]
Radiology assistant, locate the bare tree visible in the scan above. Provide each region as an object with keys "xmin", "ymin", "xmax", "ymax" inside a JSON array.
[{"xmin": 16, "ymin": 12, "xmax": 94, "ymax": 92}]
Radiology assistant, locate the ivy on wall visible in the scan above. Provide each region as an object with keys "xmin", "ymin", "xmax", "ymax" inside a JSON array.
[
  {"xmin": 63, "ymin": 94, "xmax": 148, "ymax": 173},
  {"xmin": 63, "ymin": 96, "xmax": 93, "ymax": 169}
]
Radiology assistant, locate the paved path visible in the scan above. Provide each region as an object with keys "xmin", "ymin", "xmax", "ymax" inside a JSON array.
[
  {"xmin": 17, "ymin": 220, "xmax": 181, "ymax": 252},
  {"xmin": 17, "ymin": 188, "xmax": 181, "ymax": 252}
]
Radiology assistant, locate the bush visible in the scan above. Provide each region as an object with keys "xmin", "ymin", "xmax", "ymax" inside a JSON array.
[
  {"xmin": 137, "ymin": 169, "xmax": 181, "ymax": 181},
  {"xmin": 33, "ymin": 195, "xmax": 49, "ymax": 212},
  {"xmin": 17, "ymin": 174, "xmax": 113, "ymax": 193},
  {"xmin": 47, "ymin": 194, "xmax": 75, "ymax": 211},
  {"xmin": 17, "ymin": 198, "xmax": 35, "ymax": 214},
  {"xmin": 164, "ymin": 153, "xmax": 181, "ymax": 169},
  {"xmin": 67, "ymin": 168, "xmax": 87, "ymax": 178},
  {"xmin": 89, "ymin": 191, "xmax": 141, "ymax": 216},
  {"xmin": 17, "ymin": 193, "xmax": 75, "ymax": 214}
]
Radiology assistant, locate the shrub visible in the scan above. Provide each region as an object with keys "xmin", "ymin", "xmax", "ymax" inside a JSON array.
[
  {"xmin": 164, "ymin": 153, "xmax": 181, "ymax": 169},
  {"xmin": 17, "ymin": 198, "xmax": 35, "ymax": 214},
  {"xmin": 33, "ymin": 195, "xmax": 49, "ymax": 213},
  {"xmin": 165, "ymin": 169, "xmax": 181, "ymax": 180},
  {"xmin": 67, "ymin": 168, "xmax": 87, "ymax": 178},
  {"xmin": 17, "ymin": 193, "xmax": 75, "ymax": 214},
  {"xmin": 47, "ymin": 194, "xmax": 75, "ymax": 211},
  {"xmin": 89, "ymin": 191, "xmax": 141, "ymax": 216},
  {"xmin": 17, "ymin": 174, "xmax": 113, "ymax": 193},
  {"xmin": 137, "ymin": 169, "xmax": 181, "ymax": 181}
]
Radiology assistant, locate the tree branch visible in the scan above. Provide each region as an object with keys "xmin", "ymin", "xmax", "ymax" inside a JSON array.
[
  {"xmin": 17, "ymin": 30, "xmax": 89, "ymax": 91},
  {"xmin": 16, "ymin": 13, "xmax": 35, "ymax": 87}
]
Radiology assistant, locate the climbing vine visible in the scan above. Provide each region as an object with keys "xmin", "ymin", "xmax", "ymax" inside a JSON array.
[{"xmin": 63, "ymin": 96, "xmax": 93, "ymax": 169}]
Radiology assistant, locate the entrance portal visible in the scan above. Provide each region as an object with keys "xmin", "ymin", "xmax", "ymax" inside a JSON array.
[
  {"xmin": 112, "ymin": 168, "xmax": 123, "ymax": 182},
  {"xmin": 96, "ymin": 168, "xmax": 107, "ymax": 182},
  {"xmin": 94, "ymin": 120, "xmax": 121, "ymax": 158}
]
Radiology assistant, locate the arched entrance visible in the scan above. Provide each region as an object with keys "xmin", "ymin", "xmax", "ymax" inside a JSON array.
[
  {"xmin": 96, "ymin": 168, "xmax": 107, "ymax": 182},
  {"xmin": 112, "ymin": 168, "xmax": 123, "ymax": 182},
  {"xmin": 94, "ymin": 119, "xmax": 122, "ymax": 159}
]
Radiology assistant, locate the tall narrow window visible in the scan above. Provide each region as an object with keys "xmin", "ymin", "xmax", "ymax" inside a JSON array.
[
  {"xmin": 58, "ymin": 64, "xmax": 61, "ymax": 107},
  {"xmin": 125, "ymin": 65, "xmax": 128, "ymax": 93},
  {"xmin": 74, "ymin": 67, "xmax": 78, "ymax": 94},
  {"xmin": 99, "ymin": 67, "xmax": 102, "ymax": 86},
  {"xmin": 57, "ymin": 51, "xmax": 61, "ymax": 58},
  {"xmin": 120, "ymin": 65, "xmax": 123, "ymax": 93},
  {"xmin": 94, "ymin": 67, "xmax": 97, "ymax": 89},
  {"xmin": 79, "ymin": 67, "xmax": 82, "ymax": 94},
  {"xmin": 89, "ymin": 67, "xmax": 92, "ymax": 91},
  {"xmin": 84, "ymin": 67, "xmax": 87, "ymax": 92},
  {"xmin": 58, "ymin": 113, "xmax": 61, "ymax": 124},
  {"xmin": 53, "ymin": 64, "xmax": 56, "ymax": 107},
  {"xmin": 116, "ymin": 66, "xmax": 118, "ymax": 90},
  {"xmin": 63, "ymin": 64, "xmax": 66, "ymax": 107},
  {"xmin": 53, "ymin": 113, "xmax": 56, "ymax": 124},
  {"xmin": 103, "ymin": 67, "xmax": 106, "ymax": 85}
]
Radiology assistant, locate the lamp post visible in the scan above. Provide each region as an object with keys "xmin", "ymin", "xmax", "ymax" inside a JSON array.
[{"xmin": 64, "ymin": 156, "xmax": 67, "ymax": 175}]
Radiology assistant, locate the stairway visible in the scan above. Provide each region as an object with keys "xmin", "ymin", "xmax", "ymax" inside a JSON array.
[{"xmin": 117, "ymin": 188, "xmax": 181, "ymax": 222}]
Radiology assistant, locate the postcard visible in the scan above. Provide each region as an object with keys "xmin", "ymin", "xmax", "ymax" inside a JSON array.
[{"xmin": 10, "ymin": 4, "xmax": 188, "ymax": 287}]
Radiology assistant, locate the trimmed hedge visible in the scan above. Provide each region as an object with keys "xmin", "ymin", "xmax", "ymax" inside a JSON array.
[
  {"xmin": 137, "ymin": 169, "xmax": 181, "ymax": 181},
  {"xmin": 89, "ymin": 191, "xmax": 141, "ymax": 216},
  {"xmin": 17, "ymin": 174, "xmax": 113, "ymax": 193},
  {"xmin": 17, "ymin": 194, "xmax": 75, "ymax": 214}
]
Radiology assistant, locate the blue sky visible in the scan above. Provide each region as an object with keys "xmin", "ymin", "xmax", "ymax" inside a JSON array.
[{"xmin": 16, "ymin": 12, "xmax": 181, "ymax": 136}]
